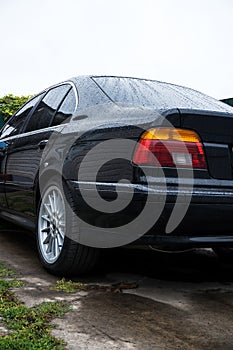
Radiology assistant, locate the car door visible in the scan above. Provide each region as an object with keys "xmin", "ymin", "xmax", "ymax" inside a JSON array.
[
  {"xmin": 4, "ymin": 84, "xmax": 74, "ymax": 220},
  {"xmin": 0, "ymin": 139, "xmax": 10, "ymax": 209},
  {"xmin": 0, "ymin": 94, "xmax": 43, "ymax": 210}
]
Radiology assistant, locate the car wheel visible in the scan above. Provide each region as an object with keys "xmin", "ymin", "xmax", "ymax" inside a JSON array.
[
  {"xmin": 37, "ymin": 175, "xmax": 99, "ymax": 276},
  {"xmin": 213, "ymin": 247, "xmax": 233, "ymax": 262}
]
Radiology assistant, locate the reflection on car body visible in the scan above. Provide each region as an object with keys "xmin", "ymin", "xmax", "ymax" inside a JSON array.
[{"xmin": 0, "ymin": 76, "xmax": 233, "ymax": 276}]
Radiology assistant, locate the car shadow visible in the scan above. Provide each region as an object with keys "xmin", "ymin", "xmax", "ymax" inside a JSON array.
[
  {"xmin": 96, "ymin": 247, "xmax": 233, "ymax": 283},
  {"xmin": 1, "ymin": 222, "xmax": 233, "ymax": 285}
]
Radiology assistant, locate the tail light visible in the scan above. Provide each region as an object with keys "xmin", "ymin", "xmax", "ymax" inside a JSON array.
[{"xmin": 133, "ymin": 127, "xmax": 207, "ymax": 169}]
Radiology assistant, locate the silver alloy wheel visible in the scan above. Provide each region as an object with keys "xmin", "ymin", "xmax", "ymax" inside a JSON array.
[{"xmin": 38, "ymin": 185, "xmax": 66, "ymax": 264}]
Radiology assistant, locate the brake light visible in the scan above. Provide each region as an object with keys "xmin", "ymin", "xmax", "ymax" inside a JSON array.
[{"xmin": 133, "ymin": 128, "xmax": 207, "ymax": 169}]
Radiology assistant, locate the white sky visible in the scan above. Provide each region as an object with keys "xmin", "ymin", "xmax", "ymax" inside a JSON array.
[{"xmin": 0, "ymin": 0, "xmax": 233, "ymax": 99}]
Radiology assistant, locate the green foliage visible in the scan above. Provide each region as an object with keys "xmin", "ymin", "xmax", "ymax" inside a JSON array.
[
  {"xmin": 0, "ymin": 262, "xmax": 69, "ymax": 350},
  {"xmin": 0, "ymin": 94, "xmax": 32, "ymax": 121},
  {"xmin": 52, "ymin": 278, "xmax": 84, "ymax": 293},
  {"xmin": 0, "ymin": 263, "xmax": 16, "ymax": 279}
]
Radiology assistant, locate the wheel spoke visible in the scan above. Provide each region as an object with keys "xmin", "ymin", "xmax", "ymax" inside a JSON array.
[
  {"xmin": 57, "ymin": 233, "xmax": 64, "ymax": 249},
  {"xmin": 54, "ymin": 236, "xmax": 60, "ymax": 256},
  {"xmin": 43, "ymin": 233, "xmax": 51, "ymax": 245},
  {"xmin": 41, "ymin": 226, "xmax": 50, "ymax": 233},
  {"xmin": 53, "ymin": 190, "xmax": 58, "ymax": 214},
  {"xmin": 48, "ymin": 194, "xmax": 54, "ymax": 214},
  {"xmin": 57, "ymin": 196, "xmax": 64, "ymax": 217},
  {"xmin": 41, "ymin": 215, "xmax": 51, "ymax": 223},
  {"xmin": 46, "ymin": 236, "xmax": 53, "ymax": 254},
  {"xmin": 57, "ymin": 227, "xmax": 64, "ymax": 237},
  {"xmin": 58, "ymin": 212, "xmax": 64, "ymax": 220},
  {"xmin": 39, "ymin": 185, "xmax": 66, "ymax": 264},
  {"xmin": 51, "ymin": 237, "xmax": 56, "ymax": 257},
  {"xmin": 44, "ymin": 203, "xmax": 53, "ymax": 218}
]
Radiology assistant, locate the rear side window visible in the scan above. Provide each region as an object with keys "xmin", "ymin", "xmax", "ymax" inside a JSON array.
[
  {"xmin": 0, "ymin": 94, "xmax": 42, "ymax": 138},
  {"xmin": 51, "ymin": 88, "xmax": 76, "ymax": 126},
  {"xmin": 24, "ymin": 84, "xmax": 70, "ymax": 133}
]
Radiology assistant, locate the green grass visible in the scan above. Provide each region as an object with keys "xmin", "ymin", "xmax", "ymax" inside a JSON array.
[
  {"xmin": 0, "ymin": 262, "xmax": 70, "ymax": 350},
  {"xmin": 0, "ymin": 262, "xmax": 17, "ymax": 279},
  {"xmin": 52, "ymin": 278, "xmax": 84, "ymax": 293}
]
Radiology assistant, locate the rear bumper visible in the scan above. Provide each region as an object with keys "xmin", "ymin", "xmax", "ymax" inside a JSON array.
[{"xmin": 67, "ymin": 180, "xmax": 233, "ymax": 248}]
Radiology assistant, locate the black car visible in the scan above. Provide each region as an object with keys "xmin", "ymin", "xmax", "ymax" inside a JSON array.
[{"xmin": 1, "ymin": 76, "xmax": 233, "ymax": 276}]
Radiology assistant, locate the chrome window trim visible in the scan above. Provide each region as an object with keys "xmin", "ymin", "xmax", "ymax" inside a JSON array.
[
  {"xmin": 44, "ymin": 81, "xmax": 79, "ymax": 111},
  {"xmin": 0, "ymin": 81, "xmax": 79, "ymax": 142},
  {"xmin": 0, "ymin": 124, "xmax": 65, "ymax": 143}
]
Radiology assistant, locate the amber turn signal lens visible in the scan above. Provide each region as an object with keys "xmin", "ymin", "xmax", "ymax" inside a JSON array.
[{"xmin": 141, "ymin": 128, "xmax": 201, "ymax": 143}]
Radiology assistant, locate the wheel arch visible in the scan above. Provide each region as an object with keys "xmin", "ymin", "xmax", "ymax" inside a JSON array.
[{"xmin": 34, "ymin": 169, "xmax": 67, "ymax": 211}]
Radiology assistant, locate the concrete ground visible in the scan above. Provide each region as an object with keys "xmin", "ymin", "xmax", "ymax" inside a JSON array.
[{"xmin": 1, "ymin": 223, "xmax": 233, "ymax": 349}]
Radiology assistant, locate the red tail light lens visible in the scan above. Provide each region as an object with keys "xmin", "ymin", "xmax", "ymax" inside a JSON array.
[{"xmin": 133, "ymin": 128, "xmax": 207, "ymax": 169}]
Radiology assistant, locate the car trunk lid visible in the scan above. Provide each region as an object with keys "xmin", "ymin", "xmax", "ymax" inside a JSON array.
[{"xmin": 179, "ymin": 108, "xmax": 233, "ymax": 179}]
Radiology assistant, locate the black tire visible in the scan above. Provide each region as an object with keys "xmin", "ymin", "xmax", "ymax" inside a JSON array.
[
  {"xmin": 36, "ymin": 175, "xmax": 99, "ymax": 276},
  {"xmin": 213, "ymin": 247, "xmax": 233, "ymax": 263}
]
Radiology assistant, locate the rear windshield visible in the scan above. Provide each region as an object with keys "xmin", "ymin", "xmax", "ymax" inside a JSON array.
[{"xmin": 92, "ymin": 76, "xmax": 233, "ymax": 113}]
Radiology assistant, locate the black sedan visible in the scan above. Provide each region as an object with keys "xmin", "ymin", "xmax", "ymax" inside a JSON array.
[{"xmin": 1, "ymin": 76, "xmax": 233, "ymax": 276}]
